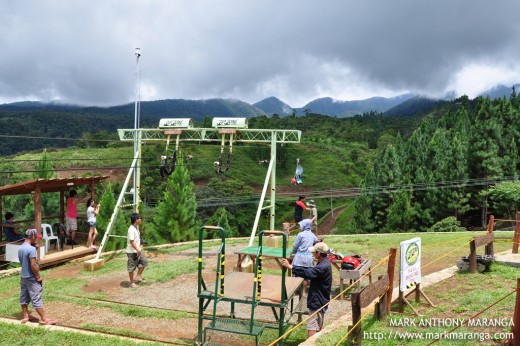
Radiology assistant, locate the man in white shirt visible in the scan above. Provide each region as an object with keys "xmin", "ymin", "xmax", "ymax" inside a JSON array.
[{"xmin": 126, "ymin": 213, "xmax": 148, "ymax": 288}]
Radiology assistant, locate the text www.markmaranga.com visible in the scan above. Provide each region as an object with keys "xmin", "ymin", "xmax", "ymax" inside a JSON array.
[{"xmin": 363, "ymin": 330, "xmax": 513, "ymax": 342}]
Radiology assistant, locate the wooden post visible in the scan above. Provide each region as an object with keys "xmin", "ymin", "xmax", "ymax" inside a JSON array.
[
  {"xmin": 34, "ymin": 186, "xmax": 42, "ymax": 232},
  {"xmin": 510, "ymin": 278, "xmax": 520, "ymax": 345},
  {"xmin": 513, "ymin": 212, "xmax": 520, "ymax": 254},
  {"xmin": 469, "ymin": 239, "xmax": 477, "ymax": 273},
  {"xmin": 59, "ymin": 191, "xmax": 65, "ymax": 225},
  {"xmin": 351, "ymin": 292, "xmax": 362, "ymax": 346},
  {"xmin": 398, "ymin": 290, "xmax": 404, "ymax": 313},
  {"xmin": 0, "ymin": 195, "xmax": 3, "ymax": 242},
  {"xmin": 375, "ymin": 275, "xmax": 388, "ymax": 320},
  {"xmin": 486, "ymin": 215, "xmax": 494, "ymax": 256},
  {"xmin": 386, "ymin": 247, "xmax": 397, "ymax": 315}
]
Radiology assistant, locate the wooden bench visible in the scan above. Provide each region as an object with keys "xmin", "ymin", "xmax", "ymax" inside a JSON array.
[{"xmin": 339, "ymin": 258, "xmax": 372, "ymax": 300}]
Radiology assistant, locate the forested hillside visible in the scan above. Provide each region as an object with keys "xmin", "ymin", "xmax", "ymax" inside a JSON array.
[
  {"xmin": 350, "ymin": 93, "xmax": 520, "ymax": 232},
  {"xmin": 2, "ymin": 91, "xmax": 519, "ymax": 244}
]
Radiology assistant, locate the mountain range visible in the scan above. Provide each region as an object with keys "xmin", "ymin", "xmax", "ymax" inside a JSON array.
[{"xmin": 1, "ymin": 84, "xmax": 518, "ymax": 124}]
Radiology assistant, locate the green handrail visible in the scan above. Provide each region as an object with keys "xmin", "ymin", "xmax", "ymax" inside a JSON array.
[{"xmin": 258, "ymin": 230, "xmax": 287, "ymax": 342}]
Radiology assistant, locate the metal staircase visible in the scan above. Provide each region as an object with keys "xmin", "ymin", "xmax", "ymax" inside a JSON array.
[{"xmin": 197, "ymin": 226, "xmax": 293, "ymax": 346}]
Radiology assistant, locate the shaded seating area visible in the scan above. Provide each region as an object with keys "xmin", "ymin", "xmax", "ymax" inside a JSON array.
[{"xmin": 0, "ymin": 176, "xmax": 108, "ymax": 267}]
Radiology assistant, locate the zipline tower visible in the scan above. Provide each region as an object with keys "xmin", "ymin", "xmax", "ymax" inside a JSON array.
[{"xmin": 86, "ymin": 115, "xmax": 301, "ymax": 270}]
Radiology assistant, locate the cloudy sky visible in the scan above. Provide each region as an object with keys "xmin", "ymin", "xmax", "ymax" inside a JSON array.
[{"xmin": 1, "ymin": 0, "xmax": 520, "ymax": 107}]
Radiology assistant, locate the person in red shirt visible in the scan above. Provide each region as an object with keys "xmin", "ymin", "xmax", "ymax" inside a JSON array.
[
  {"xmin": 294, "ymin": 195, "xmax": 308, "ymax": 223},
  {"xmin": 65, "ymin": 190, "xmax": 80, "ymax": 245}
]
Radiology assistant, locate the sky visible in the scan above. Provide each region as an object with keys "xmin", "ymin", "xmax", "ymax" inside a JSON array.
[{"xmin": 1, "ymin": 0, "xmax": 520, "ymax": 108}]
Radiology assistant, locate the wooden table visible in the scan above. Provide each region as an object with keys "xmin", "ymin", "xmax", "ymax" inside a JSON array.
[{"xmin": 235, "ymin": 245, "xmax": 291, "ymax": 271}]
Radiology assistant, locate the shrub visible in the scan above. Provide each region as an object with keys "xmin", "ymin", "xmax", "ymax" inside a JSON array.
[{"xmin": 427, "ymin": 216, "xmax": 466, "ymax": 232}]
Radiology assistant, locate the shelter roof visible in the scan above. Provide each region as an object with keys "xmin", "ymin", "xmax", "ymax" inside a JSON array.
[{"xmin": 0, "ymin": 176, "xmax": 109, "ymax": 196}]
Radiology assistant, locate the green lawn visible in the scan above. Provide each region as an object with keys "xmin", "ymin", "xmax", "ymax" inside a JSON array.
[
  {"xmin": 0, "ymin": 321, "xmax": 163, "ymax": 346},
  {"xmin": 0, "ymin": 233, "xmax": 516, "ymax": 345}
]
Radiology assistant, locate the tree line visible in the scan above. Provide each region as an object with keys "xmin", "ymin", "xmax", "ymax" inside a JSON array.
[{"xmin": 349, "ymin": 91, "xmax": 520, "ymax": 233}]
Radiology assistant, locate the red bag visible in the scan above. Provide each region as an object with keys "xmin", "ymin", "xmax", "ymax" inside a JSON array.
[{"xmin": 341, "ymin": 256, "xmax": 361, "ymax": 269}]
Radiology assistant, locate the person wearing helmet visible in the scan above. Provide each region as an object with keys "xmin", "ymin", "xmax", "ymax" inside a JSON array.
[{"xmin": 307, "ymin": 200, "xmax": 318, "ymax": 233}]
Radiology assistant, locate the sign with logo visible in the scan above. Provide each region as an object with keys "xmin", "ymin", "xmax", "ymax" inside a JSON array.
[{"xmin": 399, "ymin": 237, "xmax": 421, "ymax": 291}]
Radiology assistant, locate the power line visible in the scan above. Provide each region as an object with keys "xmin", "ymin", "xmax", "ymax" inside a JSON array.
[{"xmin": 0, "ymin": 134, "xmax": 119, "ymax": 142}]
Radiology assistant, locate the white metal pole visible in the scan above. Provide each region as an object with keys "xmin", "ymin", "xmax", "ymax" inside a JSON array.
[
  {"xmin": 270, "ymin": 132, "xmax": 276, "ymax": 230},
  {"xmin": 133, "ymin": 48, "xmax": 141, "ymax": 212}
]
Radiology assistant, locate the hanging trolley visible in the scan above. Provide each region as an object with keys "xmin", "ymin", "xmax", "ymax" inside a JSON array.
[
  {"xmin": 158, "ymin": 119, "xmax": 193, "ymax": 177},
  {"xmin": 212, "ymin": 118, "xmax": 247, "ymax": 175},
  {"xmin": 214, "ymin": 132, "xmax": 234, "ymax": 174},
  {"xmin": 291, "ymin": 158, "xmax": 303, "ymax": 185}
]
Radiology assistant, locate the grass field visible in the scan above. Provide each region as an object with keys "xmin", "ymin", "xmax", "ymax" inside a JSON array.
[{"xmin": 0, "ymin": 232, "xmax": 517, "ymax": 345}]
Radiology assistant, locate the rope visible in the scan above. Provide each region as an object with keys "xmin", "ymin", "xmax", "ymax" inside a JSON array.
[
  {"xmin": 422, "ymin": 236, "xmax": 474, "ymax": 248},
  {"xmin": 268, "ymin": 254, "xmax": 391, "ymax": 346},
  {"xmin": 494, "ymin": 219, "xmax": 520, "ymax": 223},
  {"xmin": 427, "ymin": 288, "xmax": 518, "ymax": 345},
  {"xmin": 421, "ymin": 240, "xmax": 471, "ymax": 270},
  {"xmin": 334, "ymin": 288, "xmax": 390, "ymax": 346}
]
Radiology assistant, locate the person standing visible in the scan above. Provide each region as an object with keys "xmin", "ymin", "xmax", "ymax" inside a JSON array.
[
  {"xmin": 86, "ymin": 198, "xmax": 100, "ymax": 250},
  {"xmin": 65, "ymin": 190, "xmax": 80, "ymax": 245},
  {"xmin": 4, "ymin": 212, "xmax": 24, "ymax": 242},
  {"xmin": 294, "ymin": 195, "xmax": 308, "ymax": 223},
  {"xmin": 18, "ymin": 229, "xmax": 56, "ymax": 325},
  {"xmin": 126, "ymin": 213, "xmax": 148, "ymax": 288},
  {"xmin": 307, "ymin": 200, "xmax": 318, "ymax": 233},
  {"xmin": 290, "ymin": 217, "xmax": 318, "ymax": 295},
  {"xmin": 282, "ymin": 242, "xmax": 332, "ymax": 339}
]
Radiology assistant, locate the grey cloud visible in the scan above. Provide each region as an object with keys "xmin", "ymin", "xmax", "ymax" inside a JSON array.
[{"xmin": 1, "ymin": 0, "xmax": 520, "ymax": 107}]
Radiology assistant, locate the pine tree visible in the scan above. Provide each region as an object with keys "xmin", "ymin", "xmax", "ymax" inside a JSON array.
[
  {"xmin": 205, "ymin": 207, "xmax": 235, "ymax": 238},
  {"xmin": 469, "ymin": 96, "xmax": 504, "ymax": 225},
  {"xmin": 370, "ymin": 144, "xmax": 402, "ymax": 230},
  {"xmin": 25, "ymin": 149, "xmax": 59, "ymax": 219},
  {"xmin": 152, "ymin": 165, "xmax": 200, "ymax": 243},
  {"xmin": 384, "ymin": 188, "xmax": 413, "ymax": 233},
  {"xmin": 33, "ymin": 149, "xmax": 56, "ymax": 179},
  {"xmin": 97, "ymin": 183, "xmax": 128, "ymax": 251}
]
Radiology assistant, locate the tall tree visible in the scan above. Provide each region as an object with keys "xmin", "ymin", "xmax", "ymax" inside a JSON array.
[
  {"xmin": 370, "ymin": 144, "xmax": 402, "ymax": 230},
  {"xmin": 152, "ymin": 165, "xmax": 199, "ymax": 243},
  {"xmin": 33, "ymin": 149, "xmax": 56, "ymax": 179}
]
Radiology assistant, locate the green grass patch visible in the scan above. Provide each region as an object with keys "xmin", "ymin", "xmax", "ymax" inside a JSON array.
[
  {"xmin": 81, "ymin": 323, "xmax": 152, "ymax": 339},
  {"xmin": 0, "ymin": 294, "xmax": 22, "ymax": 316},
  {"xmin": 260, "ymin": 324, "xmax": 308, "ymax": 346},
  {"xmin": 42, "ymin": 277, "xmax": 90, "ymax": 296},
  {"xmin": 0, "ymin": 320, "xmax": 162, "ymax": 346},
  {"xmin": 0, "ymin": 274, "xmax": 20, "ymax": 295},
  {"xmin": 143, "ymin": 258, "xmax": 197, "ymax": 283}
]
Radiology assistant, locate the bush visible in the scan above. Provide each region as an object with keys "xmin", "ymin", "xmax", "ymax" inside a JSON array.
[{"xmin": 427, "ymin": 216, "xmax": 466, "ymax": 232}]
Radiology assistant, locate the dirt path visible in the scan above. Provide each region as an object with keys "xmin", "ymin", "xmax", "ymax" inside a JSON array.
[{"xmin": 317, "ymin": 206, "xmax": 347, "ymax": 235}]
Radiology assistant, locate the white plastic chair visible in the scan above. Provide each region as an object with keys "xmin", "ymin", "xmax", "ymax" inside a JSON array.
[{"xmin": 41, "ymin": 223, "xmax": 60, "ymax": 254}]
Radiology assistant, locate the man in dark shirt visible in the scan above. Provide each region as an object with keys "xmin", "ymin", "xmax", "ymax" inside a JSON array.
[
  {"xmin": 4, "ymin": 212, "xmax": 24, "ymax": 242},
  {"xmin": 282, "ymin": 242, "xmax": 332, "ymax": 338}
]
